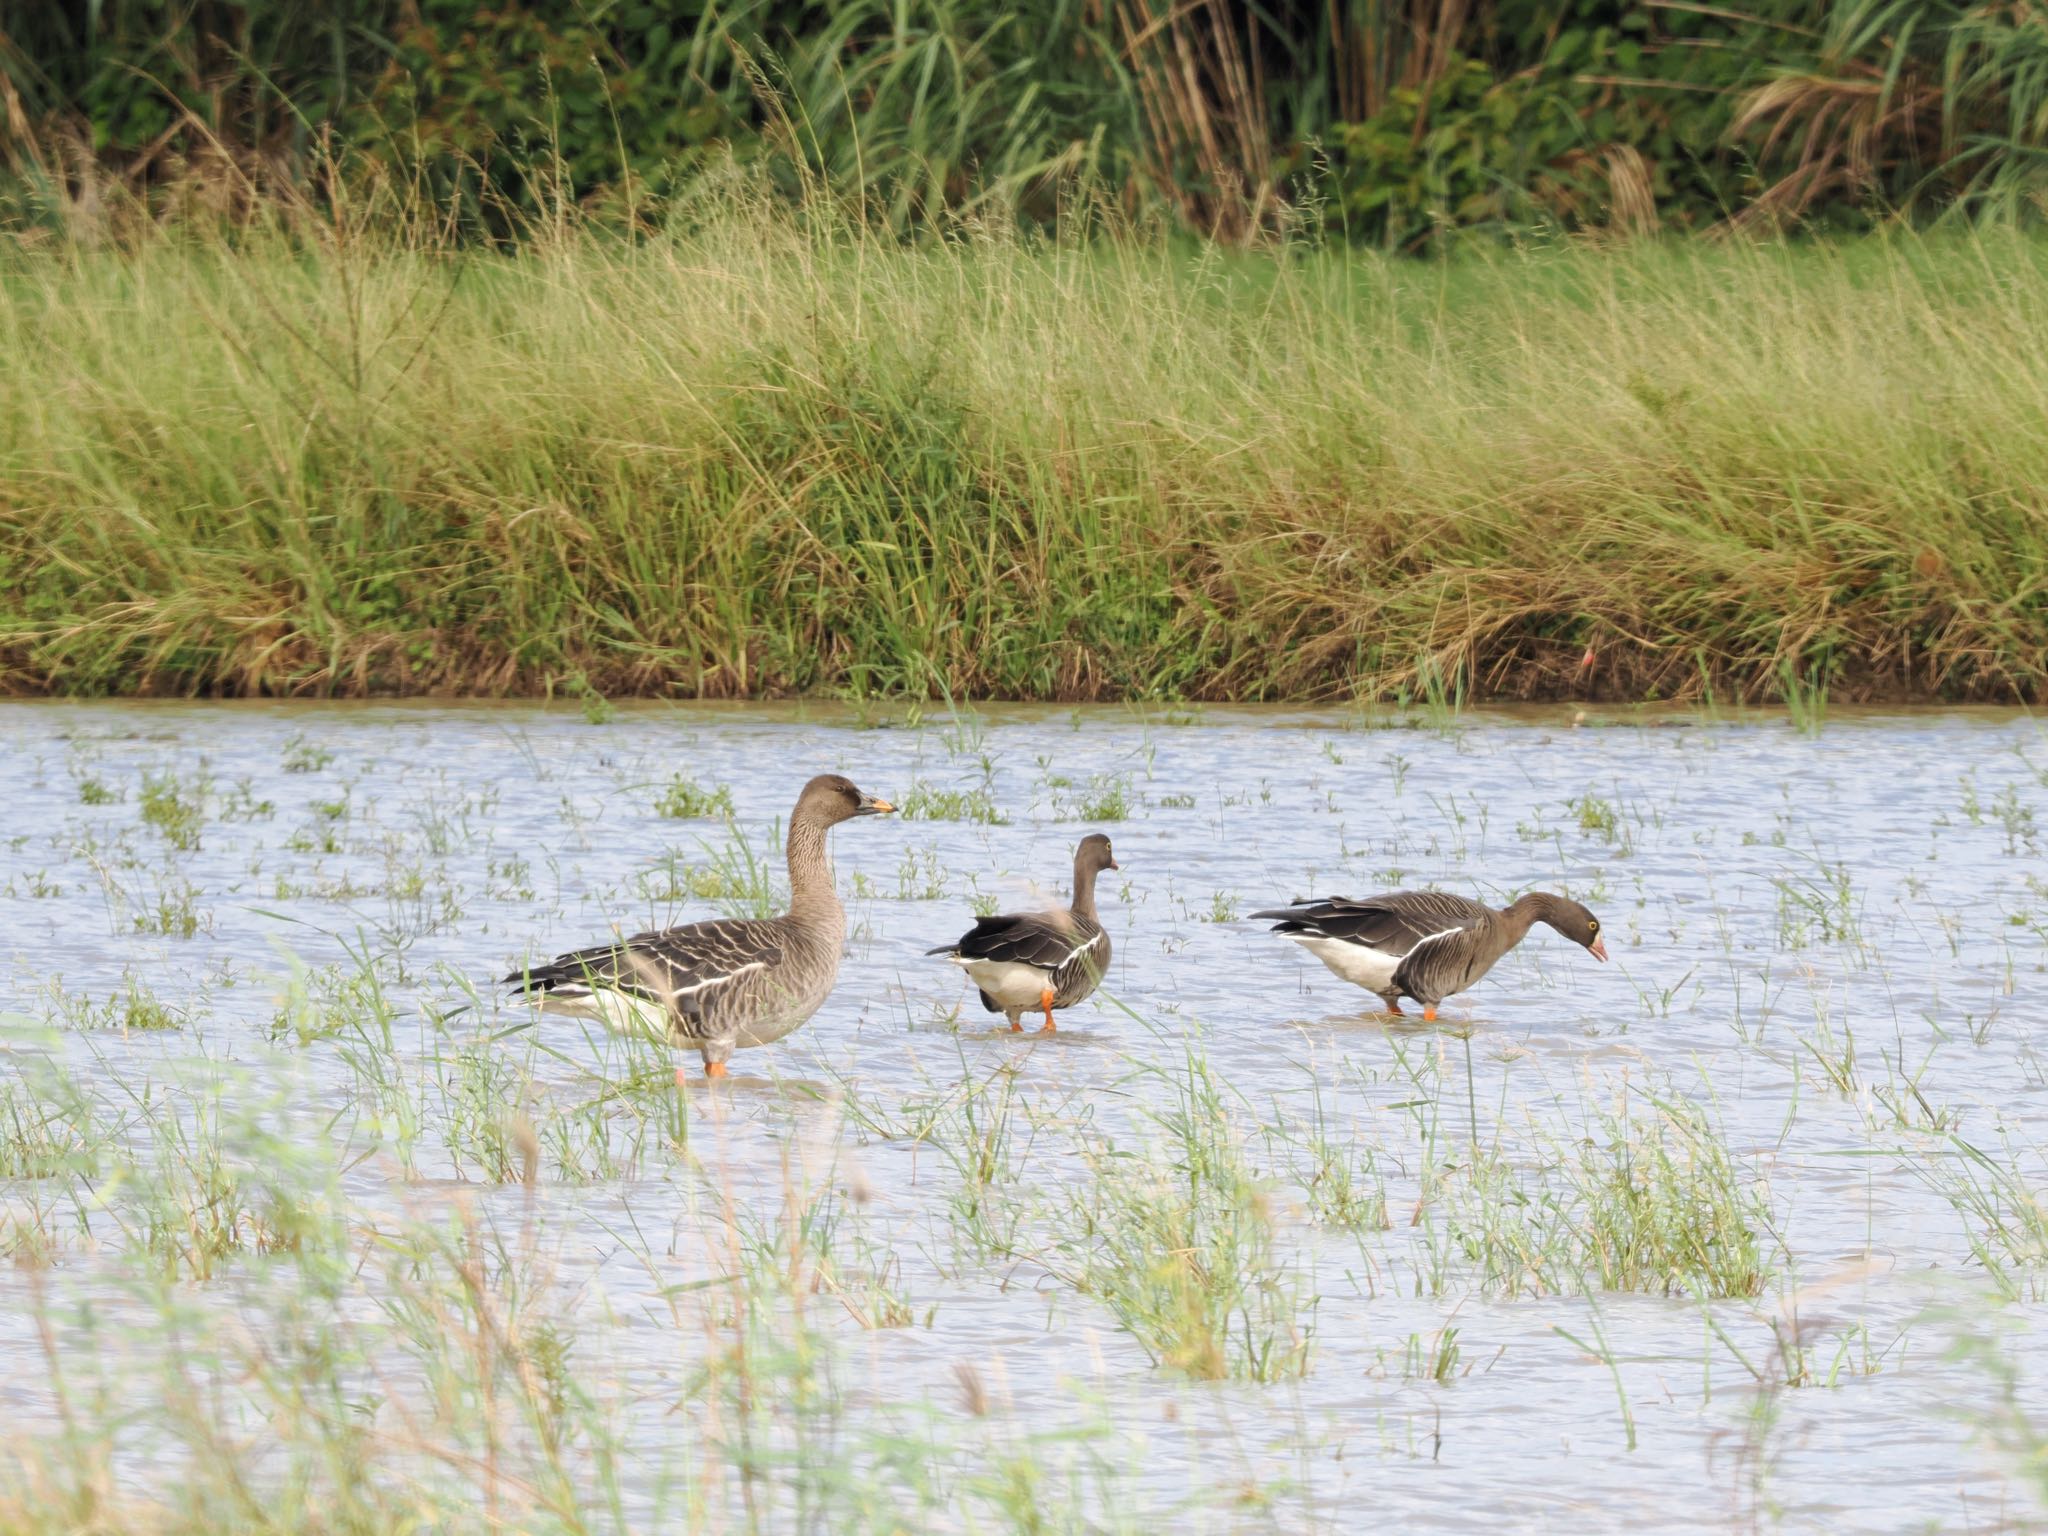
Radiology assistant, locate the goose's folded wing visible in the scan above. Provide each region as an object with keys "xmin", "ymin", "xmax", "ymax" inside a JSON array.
[
  {"xmin": 948, "ymin": 911, "xmax": 1098, "ymax": 971},
  {"xmin": 1392, "ymin": 924, "xmax": 1492, "ymax": 998},
  {"xmin": 1252, "ymin": 891, "xmax": 1488, "ymax": 956},
  {"xmin": 505, "ymin": 919, "xmax": 783, "ymax": 1018}
]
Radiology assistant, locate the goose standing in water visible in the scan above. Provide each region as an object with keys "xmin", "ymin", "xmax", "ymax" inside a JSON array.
[
  {"xmin": 504, "ymin": 774, "xmax": 894, "ymax": 1082},
  {"xmin": 929, "ymin": 834, "xmax": 1118, "ymax": 1032},
  {"xmin": 1251, "ymin": 889, "xmax": 1606, "ymax": 1019}
]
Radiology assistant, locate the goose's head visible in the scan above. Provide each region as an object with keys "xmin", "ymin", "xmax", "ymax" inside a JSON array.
[
  {"xmin": 1550, "ymin": 898, "xmax": 1607, "ymax": 962},
  {"xmin": 798, "ymin": 774, "xmax": 895, "ymax": 826},
  {"xmin": 1075, "ymin": 832, "xmax": 1119, "ymax": 875}
]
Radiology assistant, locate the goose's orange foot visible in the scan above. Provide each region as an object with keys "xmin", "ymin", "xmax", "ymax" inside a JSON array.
[
  {"xmin": 1422, "ymin": 1006, "xmax": 1438, "ymax": 1023},
  {"xmin": 1039, "ymin": 987, "xmax": 1057, "ymax": 1033},
  {"xmin": 704, "ymin": 1060, "xmax": 729, "ymax": 1080},
  {"xmin": 1009, "ymin": 1019, "xmax": 1024, "ymax": 1032}
]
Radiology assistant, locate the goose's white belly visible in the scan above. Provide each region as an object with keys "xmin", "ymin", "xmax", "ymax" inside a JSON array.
[
  {"xmin": 1294, "ymin": 935, "xmax": 1400, "ymax": 993},
  {"xmin": 535, "ymin": 987, "xmax": 673, "ymax": 1041},
  {"xmin": 957, "ymin": 957, "xmax": 1052, "ymax": 1009}
]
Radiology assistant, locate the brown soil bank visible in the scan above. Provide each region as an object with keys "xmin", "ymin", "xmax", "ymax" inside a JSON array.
[{"xmin": 3, "ymin": 218, "xmax": 2044, "ymax": 705}]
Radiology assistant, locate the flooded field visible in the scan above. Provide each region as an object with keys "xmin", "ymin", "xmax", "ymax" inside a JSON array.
[{"xmin": 2, "ymin": 699, "xmax": 2045, "ymax": 1532}]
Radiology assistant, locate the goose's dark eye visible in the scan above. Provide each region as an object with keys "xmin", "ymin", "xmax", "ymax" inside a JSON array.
[{"xmin": 1588, "ymin": 920, "xmax": 1599, "ymax": 933}]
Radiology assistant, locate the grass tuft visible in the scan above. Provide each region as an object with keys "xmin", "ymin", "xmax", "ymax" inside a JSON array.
[
  {"xmin": 653, "ymin": 776, "xmax": 735, "ymax": 821},
  {"xmin": 1058, "ymin": 1051, "xmax": 1313, "ymax": 1382}
]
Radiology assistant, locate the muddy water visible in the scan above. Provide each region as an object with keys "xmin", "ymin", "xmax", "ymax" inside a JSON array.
[{"xmin": 1, "ymin": 700, "xmax": 2044, "ymax": 1532}]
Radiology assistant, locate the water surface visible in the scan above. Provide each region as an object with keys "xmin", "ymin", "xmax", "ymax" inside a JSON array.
[{"xmin": 1, "ymin": 700, "xmax": 2044, "ymax": 1532}]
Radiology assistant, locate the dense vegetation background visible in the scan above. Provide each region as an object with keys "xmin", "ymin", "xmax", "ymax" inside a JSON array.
[
  {"xmin": 5, "ymin": 0, "xmax": 2047, "ymax": 242},
  {"xmin": 2, "ymin": 4, "xmax": 2046, "ymax": 705}
]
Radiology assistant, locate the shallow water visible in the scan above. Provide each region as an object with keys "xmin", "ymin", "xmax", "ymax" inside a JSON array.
[{"xmin": 2, "ymin": 700, "xmax": 2046, "ymax": 1532}]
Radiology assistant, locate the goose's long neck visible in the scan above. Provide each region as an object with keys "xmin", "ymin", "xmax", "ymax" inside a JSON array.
[
  {"xmin": 786, "ymin": 813, "xmax": 842, "ymax": 929},
  {"xmin": 1500, "ymin": 893, "xmax": 1556, "ymax": 945},
  {"xmin": 1070, "ymin": 858, "xmax": 1101, "ymax": 923}
]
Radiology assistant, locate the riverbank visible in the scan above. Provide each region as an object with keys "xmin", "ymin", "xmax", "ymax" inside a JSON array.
[{"xmin": 4, "ymin": 213, "xmax": 2044, "ymax": 704}]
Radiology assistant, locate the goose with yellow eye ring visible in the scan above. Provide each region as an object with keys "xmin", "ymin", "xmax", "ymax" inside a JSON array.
[{"xmin": 1249, "ymin": 889, "xmax": 1607, "ymax": 1019}]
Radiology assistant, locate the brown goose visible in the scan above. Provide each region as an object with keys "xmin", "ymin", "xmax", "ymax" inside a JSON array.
[
  {"xmin": 504, "ymin": 774, "xmax": 894, "ymax": 1082},
  {"xmin": 928, "ymin": 834, "xmax": 1118, "ymax": 1032},
  {"xmin": 1251, "ymin": 889, "xmax": 1606, "ymax": 1019}
]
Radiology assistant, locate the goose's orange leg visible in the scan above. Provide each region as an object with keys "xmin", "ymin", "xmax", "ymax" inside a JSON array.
[
  {"xmin": 704, "ymin": 1060, "xmax": 729, "ymax": 1080},
  {"xmin": 1422, "ymin": 1005, "xmax": 1438, "ymax": 1023},
  {"xmin": 1038, "ymin": 986, "xmax": 1057, "ymax": 1033}
]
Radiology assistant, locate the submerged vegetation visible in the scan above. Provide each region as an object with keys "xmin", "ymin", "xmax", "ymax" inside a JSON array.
[
  {"xmin": 1, "ymin": 702, "xmax": 2043, "ymax": 1525},
  {"xmin": 5, "ymin": 203, "xmax": 2048, "ymax": 704}
]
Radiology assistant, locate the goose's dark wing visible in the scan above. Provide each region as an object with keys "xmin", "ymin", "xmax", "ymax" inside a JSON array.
[
  {"xmin": 1250, "ymin": 890, "xmax": 1490, "ymax": 957},
  {"xmin": 929, "ymin": 910, "xmax": 1098, "ymax": 972},
  {"xmin": 506, "ymin": 918, "xmax": 784, "ymax": 1020},
  {"xmin": 1392, "ymin": 924, "xmax": 1502, "ymax": 1004}
]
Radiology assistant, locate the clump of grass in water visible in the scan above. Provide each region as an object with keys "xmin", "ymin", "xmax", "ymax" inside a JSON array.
[
  {"xmin": 129, "ymin": 874, "xmax": 210, "ymax": 938},
  {"xmin": 896, "ymin": 845, "xmax": 947, "ymax": 901},
  {"xmin": 1054, "ymin": 773, "xmax": 1131, "ymax": 823},
  {"xmin": 1056, "ymin": 1049, "xmax": 1313, "ymax": 1382},
  {"xmin": 439, "ymin": 1044, "xmax": 538, "ymax": 1184},
  {"xmin": 697, "ymin": 825, "xmax": 782, "ymax": 918},
  {"xmin": 1570, "ymin": 1099, "xmax": 1770, "ymax": 1298},
  {"xmin": 270, "ymin": 958, "xmax": 395, "ymax": 1046},
  {"xmin": 1572, "ymin": 794, "xmax": 1620, "ymax": 841},
  {"xmin": 280, "ymin": 732, "xmax": 335, "ymax": 773},
  {"xmin": 1295, "ymin": 1089, "xmax": 1389, "ymax": 1233},
  {"xmin": 742, "ymin": 1179, "xmax": 923, "ymax": 1330},
  {"xmin": 1431, "ymin": 1095, "xmax": 1771, "ymax": 1300},
  {"xmin": 636, "ymin": 823, "xmax": 783, "ymax": 918},
  {"xmin": 1404, "ymin": 1326, "xmax": 1464, "ymax": 1383},
  {"xmin": 654, "ymin": 774, "xmax": 734, "ymax": 820},
  {"xmin": 859, "ymin": 1059, "xmax": 1033, "ymax": 1269},
  {"xmin": 122, "ymin": 1094, "xmax": 338, "ymax": 1279},
  {"xmin": 139, "ymin": 769, "xmax": 204, "ymax": 850},
  {"xmin": 56, "ymin": 976, "xmax": 182, "ymax": 1033},
  {"xmin": 1773, "ymin": 849, "xmax": 1863, "ymax": 954},
  {"xmin": 1919, "ymin": 1130, "xmax": 2048, "ymax": 1300},
  {"xmin": 900, "ymin": 780, "xmax": 1006, "ymax": 824}
]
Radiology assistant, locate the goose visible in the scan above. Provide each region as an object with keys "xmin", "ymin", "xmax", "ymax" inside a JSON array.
[
  {"xmin": 503, "ymin": 774, "xmax": 894, "ymax": 1082},
  {"xmin": 928, "ymin": 834, "xmax": 1118, "ymax": 1032},
  {"xmin": 1251, "ymin": 889, "xmax": 1606, "ymax": 1019}
]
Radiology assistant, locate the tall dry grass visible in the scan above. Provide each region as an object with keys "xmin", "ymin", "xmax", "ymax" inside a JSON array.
[{"xmin": 3, "ymin": 188, "xmax": 2046, "ymax": 702}]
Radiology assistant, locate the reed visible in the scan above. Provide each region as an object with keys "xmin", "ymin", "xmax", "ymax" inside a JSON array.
[{"xmin": 5, "ymin": 193, "xmax": 2044, "ymax": 705}]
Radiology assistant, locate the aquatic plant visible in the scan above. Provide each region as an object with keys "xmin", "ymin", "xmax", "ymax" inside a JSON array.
[{"xmin": 653, "ymin": 775, "xmax": 735, "ymax": 820}]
